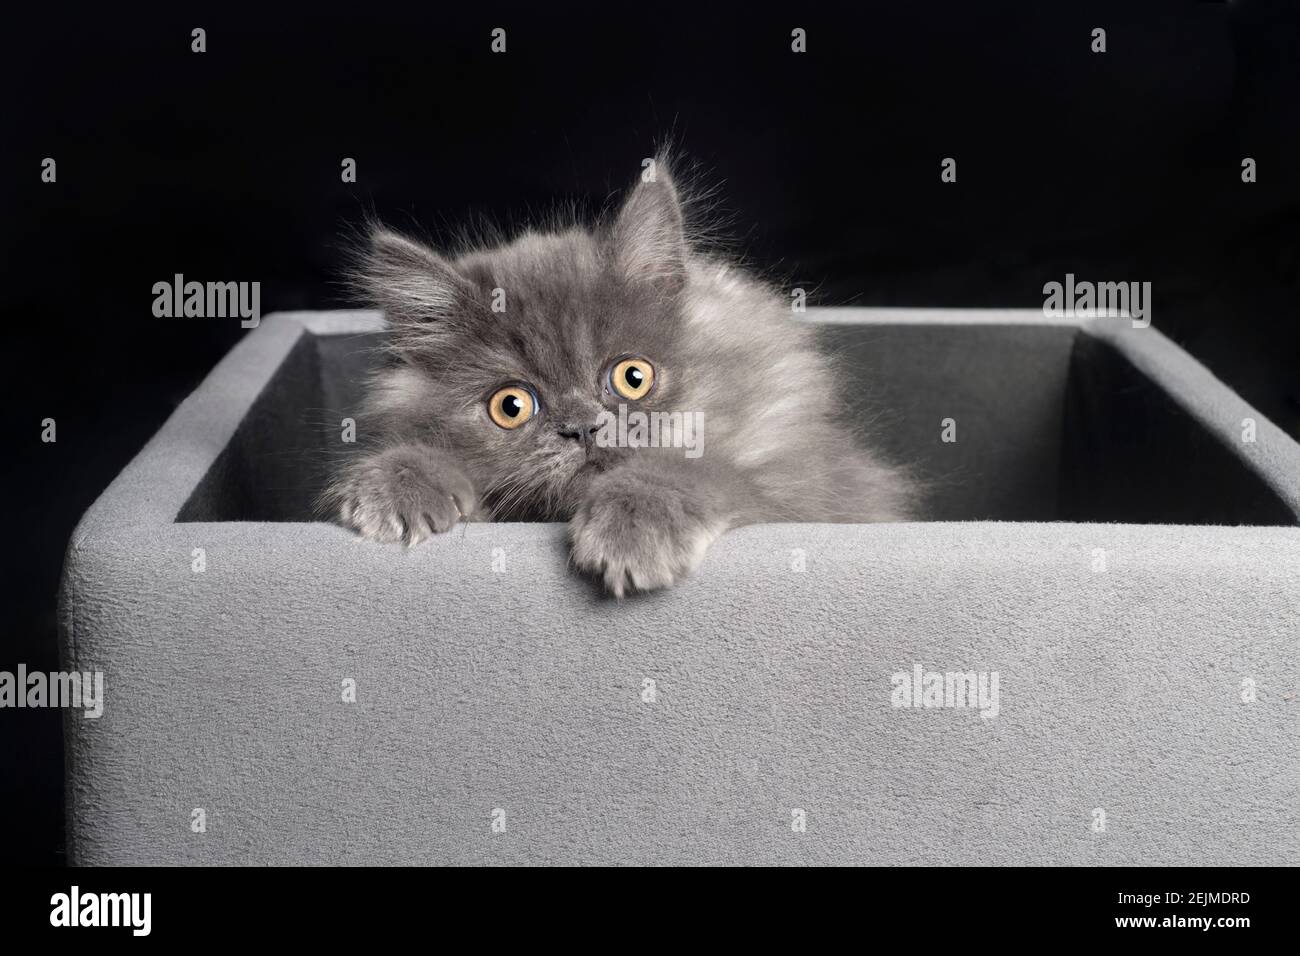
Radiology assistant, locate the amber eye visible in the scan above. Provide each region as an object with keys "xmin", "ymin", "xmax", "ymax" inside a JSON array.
[
  {"xmin": 608, "ymin": 357, "xmax": 655, "ymax": 400},
  {"xmin": 487, "ymin": 385, "xmax": 538, "ymax": 429}
]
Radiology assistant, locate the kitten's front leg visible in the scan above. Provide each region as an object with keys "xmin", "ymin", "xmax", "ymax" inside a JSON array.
[
  {"xmin": 568, "ymin": 464, "xmax": 732, "ymax": 597},
  {"xmin": 329, "ymin": 443, "xmax": 478, "ymax": 546}
]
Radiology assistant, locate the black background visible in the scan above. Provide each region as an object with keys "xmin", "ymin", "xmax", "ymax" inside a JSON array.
[{"xmin": 3, "ymin": 0, "xmax": 1298, "ymax": 865}]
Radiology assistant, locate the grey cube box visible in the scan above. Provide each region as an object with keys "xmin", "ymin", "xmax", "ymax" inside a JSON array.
[{"xmin": 60, "ymin": 308, "xmax": 1300, "ymax": 865}]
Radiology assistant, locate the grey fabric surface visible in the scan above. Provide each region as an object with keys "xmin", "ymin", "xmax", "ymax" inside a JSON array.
[{"xmin": 59, "ymin": 309, "xmax": 1300, "ymax": 865}]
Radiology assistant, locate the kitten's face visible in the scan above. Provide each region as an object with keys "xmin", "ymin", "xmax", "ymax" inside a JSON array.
[
  {"xmin": 363, "ymin": 172, "xmax": 698, "ymax": 519},
  {"xmin": 424, "ymin": 232, "xmax": 691, "ymax": 518}
]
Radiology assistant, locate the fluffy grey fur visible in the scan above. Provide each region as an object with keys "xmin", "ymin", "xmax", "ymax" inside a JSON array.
[{"xmin": 326, "ymin": 158, "xmax": 916, "ymax": 595}]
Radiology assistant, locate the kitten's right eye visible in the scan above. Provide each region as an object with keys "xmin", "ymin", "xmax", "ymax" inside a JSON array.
[
  {"xmin": 608, "ymin": 357, "xmax": 655, "ymax": 401},
  {"xmin": 487, "ymin": 385, "xmax": 538, "ymax": 429}
]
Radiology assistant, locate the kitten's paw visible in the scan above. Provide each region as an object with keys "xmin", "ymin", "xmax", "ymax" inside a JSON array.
[
  {"xmin": 568, "ymin": 469, "xmax": 724, "ymax": 597},
  {"xmin": 333, "ymin": 446, "xmax": 477, "ymax": 546}
]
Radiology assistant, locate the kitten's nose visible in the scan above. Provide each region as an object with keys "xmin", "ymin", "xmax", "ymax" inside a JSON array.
[{"xmin": 557, "ymin": 423, "xmax": 599, "ymax": 447}]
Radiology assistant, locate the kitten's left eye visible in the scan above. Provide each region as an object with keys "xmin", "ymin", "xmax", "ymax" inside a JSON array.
[
  {"xmin": 608, "ymin": 357, "xmax": 655, "ymax": 401},
  {"xmin": 487, "ymin": 384, "xmax": 538, "ymax": 429}
]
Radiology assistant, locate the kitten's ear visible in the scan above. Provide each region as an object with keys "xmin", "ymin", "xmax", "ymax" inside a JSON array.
[
  {"xmin": 360, "ymin": 227, "xmax": 475, "ymax": 326},
  {"xmin": 611, "ymin": 165, "xmax": 687, "ymax": 294}
]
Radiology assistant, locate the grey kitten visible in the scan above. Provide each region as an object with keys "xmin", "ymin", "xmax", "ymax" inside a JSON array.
[{"xmin": 327, "ymin": 158, "xmax": 916, "ymax": 595}]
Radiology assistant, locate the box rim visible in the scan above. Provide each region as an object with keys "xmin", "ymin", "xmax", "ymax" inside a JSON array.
[{"xmin": 68, "ymin": 308, "xmax": 1300, "ymax": 548}]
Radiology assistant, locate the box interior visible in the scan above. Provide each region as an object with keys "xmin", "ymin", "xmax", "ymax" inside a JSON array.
[{"xmin": 177, "ymin": 323, "xmax": 1296, "ymax": 526}]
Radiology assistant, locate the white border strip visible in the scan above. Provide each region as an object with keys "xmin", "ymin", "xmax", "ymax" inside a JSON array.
[{"xmin": 802, "ymin": 306, "xmax": 1081, "ymax": 326}]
